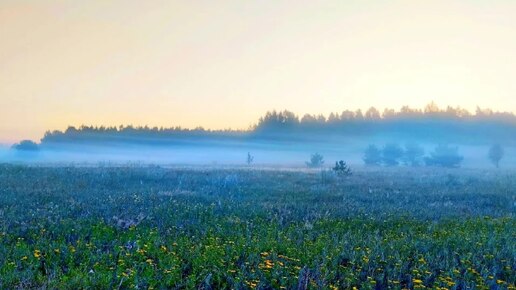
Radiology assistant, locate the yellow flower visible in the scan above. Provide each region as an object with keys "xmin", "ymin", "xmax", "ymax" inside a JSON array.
[
  {"xmin": 21, "ymin": 256, "xmax": 28, "ymax": 261},
  {"xmin": 413, "ymin": 279, "xmax": 423, "ymax": 284},
  {"xmin": 33, "ymin": 250, "xmax": 42, "ymax": 259}
]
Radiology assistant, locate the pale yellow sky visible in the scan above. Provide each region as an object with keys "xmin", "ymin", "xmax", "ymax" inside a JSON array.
[{"xmin": 1, "ymin": 0, "xmax": 515, "ymax": 143}]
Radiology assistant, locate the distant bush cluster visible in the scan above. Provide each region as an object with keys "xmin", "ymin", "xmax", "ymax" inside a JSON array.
[
  {"xmin": 306, "ymin": 153, "xmax": 325, "ymax": 168},
  {"xmin": 364, "ymin": 143, "xmax": 465, "ymax": 168},
  {"xmin": 364, "ymin": 144, "xmax": 505, "ymax": 168}
]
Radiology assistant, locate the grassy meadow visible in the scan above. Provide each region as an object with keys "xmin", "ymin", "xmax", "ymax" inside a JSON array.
[{"xmin": 0, "ymin": 164, "xmax": 514, "ymax": 289}]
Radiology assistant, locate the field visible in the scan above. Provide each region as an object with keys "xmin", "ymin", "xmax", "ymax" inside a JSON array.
[{"xmin": 0, "ymin": 164, "xmax": 514, "ymax": 289}]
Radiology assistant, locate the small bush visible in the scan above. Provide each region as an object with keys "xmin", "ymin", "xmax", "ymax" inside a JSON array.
[
  {"xmin": 425, "ymin": 145, "xmax": 463, "ymax": 168},
  {"xmin": 382, "ymin": 143, "xmax": 403, "ymax": 166},
  {"xmin": 246, "ymin": 152, "xmax": 254, "ymax": 165},
  {"xmin": 306, "ymin": 153, "xmax": 324, "ymax": 168},
  {"xmin": 402, "ymin": 143, "xmax": 425, "ymax": 166},
  {"xmin": 332, "ymin": 160, "xmax": 352, "ymax": 176},
  {"xmin": 363, "ymin": 145, "xmax": 382, "ymax": 166},
  {"xmin": 488, "ymin": 144, "xmax": 504, "ymax": 168}
]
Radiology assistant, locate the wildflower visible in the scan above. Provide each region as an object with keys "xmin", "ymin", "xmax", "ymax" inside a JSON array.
[
  {"xmin": 413, "ymin": 279, "xmax": 423, "ymax": 284},
  {"xmin": 33, "ymin": 250, "xmax": 42, "ymax": 259},
  {"xmin": 21, "ymin": 256, "xmax": 28, "ymax": 261}
]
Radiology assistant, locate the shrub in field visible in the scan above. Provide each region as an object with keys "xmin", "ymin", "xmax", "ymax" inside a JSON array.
[
  {"xmin": 246, "ymin": 152, "xmax": 254, "ymax": 165},
  {"xmin": 332, "ymin": 160, "xmax": 352, "ymax": 176},
  {"xmin": 382, "ymin": 143, "xmax": 404, "ymax": 166},
  {"xmin": 306, "ymin": 153, "xmax": 324, "ymax": 168},
  {"xmin": 488, "ymin": 144, "xmax": 504, "ymax": 168},
  {"xmin": 363, "ymin": 145, "xmax": 382, "ymax": 166},
  {"xmin": 11, "ymin": 140, "xmax": 39, "ymax": 151},
  {"xmin": 425, "ymin": 144, "xmax": 464, "ymax": 168}
]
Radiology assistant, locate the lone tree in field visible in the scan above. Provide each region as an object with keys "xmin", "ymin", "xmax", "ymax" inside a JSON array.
[
  {"xmin": 363, "ymin": 145, "xmax": 382, "ymax": 166},
  {"xmin": 488, "ymin": 144, "xmax": 504, "ymax": 168},
  {"xmin": 382, "ymin": 143, "xmax": 404, "ymax": 166},
  {"xmin": 403, "ymin": 143, "xmax": 425, "ymax": 166},
  {"xmin": 246, "ymin": 152, "xmax": 254, "ymax": 165},
  {"xmin": 306, "ymin": 153, "xmax": 324, "ymax": 168},
  {"xmin": 333, "ymin": 160, "xmax": 352, "ymax": 176},
  {"xmin": 425, "ymin": 145, "xmax": 464, "ymax": 168}
]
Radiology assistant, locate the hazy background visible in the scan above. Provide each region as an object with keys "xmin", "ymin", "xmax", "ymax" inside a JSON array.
[{"xmin": 1, "ymin": 0, "xmax": 516, "ymax": 143}]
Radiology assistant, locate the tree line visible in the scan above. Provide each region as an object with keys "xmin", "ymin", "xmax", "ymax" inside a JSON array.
[{"xmin": 11, "ymin": 103, "xmax": 516, "ymax": 148}]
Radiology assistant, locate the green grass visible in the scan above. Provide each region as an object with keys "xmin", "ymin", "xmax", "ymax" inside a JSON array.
[{"xmin": 0, "ymin": 165, "xmax": 514, "ymax": 289}]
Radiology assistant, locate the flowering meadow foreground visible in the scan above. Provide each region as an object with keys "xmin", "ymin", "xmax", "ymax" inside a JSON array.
[{"xmin": 0, "ymin": 164, "xmax": 514, "ymax": 289}]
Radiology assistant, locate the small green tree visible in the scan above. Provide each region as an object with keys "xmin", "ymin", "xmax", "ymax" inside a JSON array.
[
  {"xmin": 382, "ymin": 143, "xmax": 403, "ymax": 166},
  {"xmin": 425, "ymin": 145, "xmax": 463, "ymax": 168},
  {"xmin": 246, "ymin": 152, "xmax": 254, "ymax": 165},
  {"xmin": 306, "ymin": 153, "xmax": 324, "ymax": 168},
  {"xmin": 488, "ymin": 144, "xmax": 504, "ymax": 168},
  {"xmin": 332, "ymin": 160, "xmax": 352, "ymax": 176},
  {"xmin": 363, "ymin": 145, "xmax": 381, "ymax": 166},
  {"xmin": 403, "ymin": 143, "xmax": 425, "ymax": 166}
]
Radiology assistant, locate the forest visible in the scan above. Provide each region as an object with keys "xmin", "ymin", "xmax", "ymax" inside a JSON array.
[{"xmin": 18, "ymin": 104, "xmax": 516, "ymax": 149}]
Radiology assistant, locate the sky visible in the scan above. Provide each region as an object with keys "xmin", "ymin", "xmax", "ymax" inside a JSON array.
[{"xmin": 1, "ymin": 0, "xmax": 515, "ymax": 143}]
